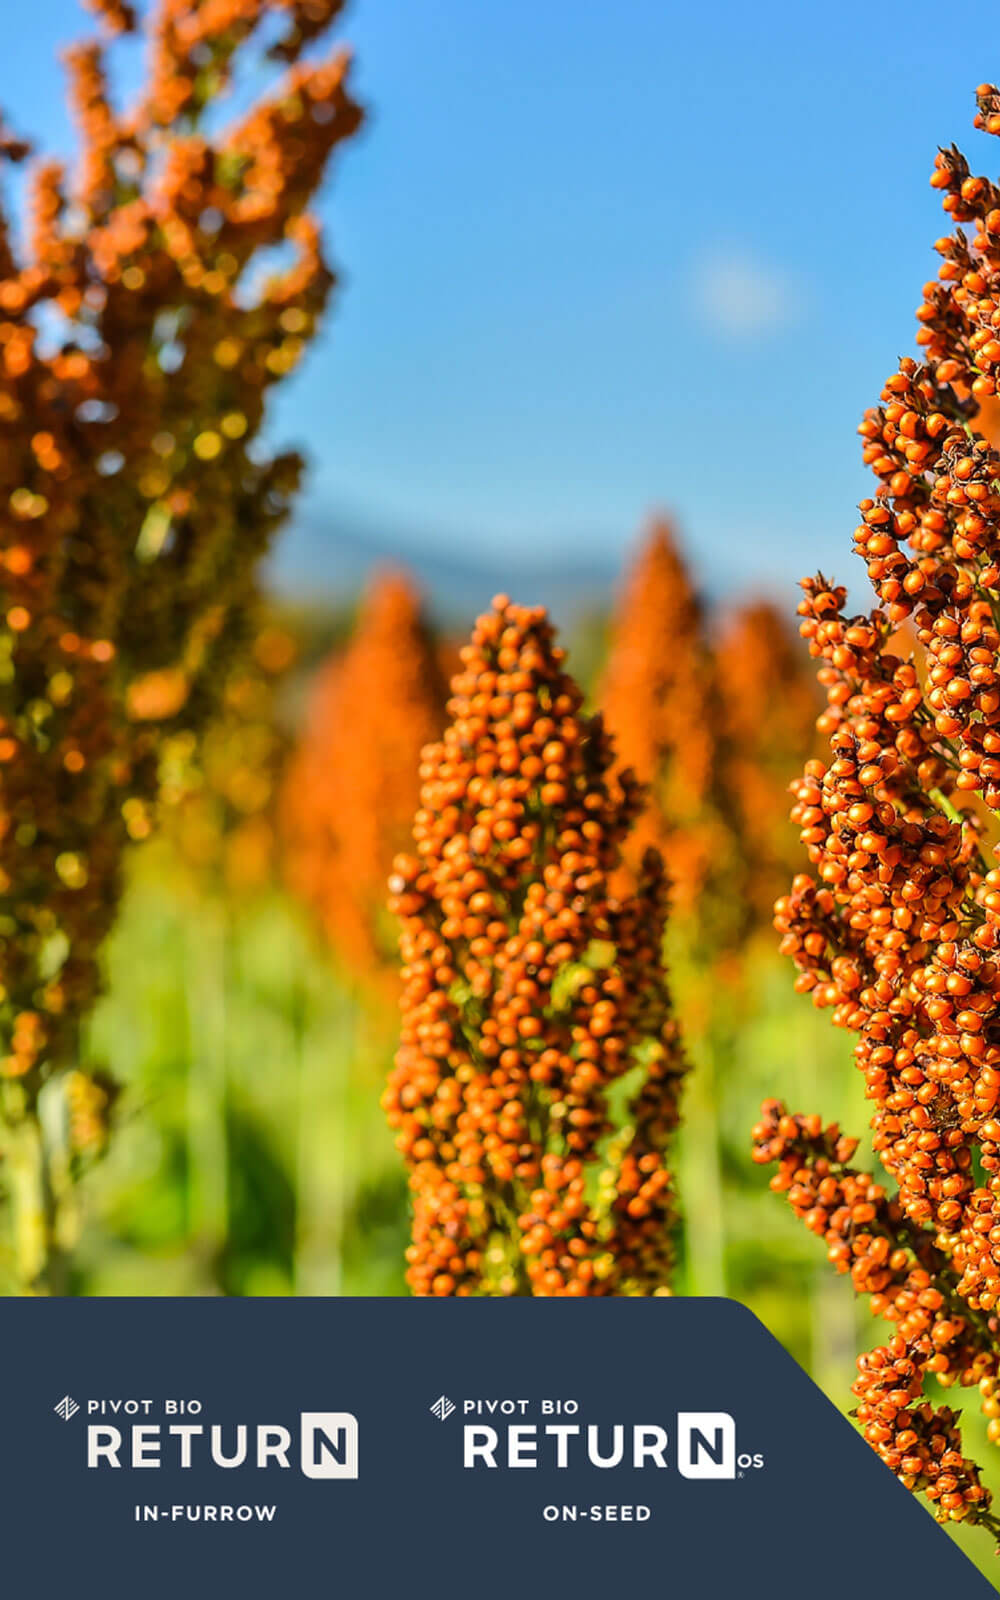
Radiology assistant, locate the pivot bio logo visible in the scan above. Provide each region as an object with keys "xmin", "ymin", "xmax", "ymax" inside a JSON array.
[
  {"xmin": 449, "ymin": 1398, "xmax": 764, "ymax": 1483},
  {"xmin": 57, "ymin": 1398, "xmax": 360, "ymax": 1481}
]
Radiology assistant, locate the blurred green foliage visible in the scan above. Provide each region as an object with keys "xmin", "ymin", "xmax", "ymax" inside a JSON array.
[{"xmin": 67, "ymin": 849, "xmax": 408, "ymax": 1299}]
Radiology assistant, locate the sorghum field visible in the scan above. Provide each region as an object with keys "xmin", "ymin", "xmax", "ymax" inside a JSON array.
[{"xmin": 7, "ymin": 0, "xmax": 1000, "ymax": 1584}]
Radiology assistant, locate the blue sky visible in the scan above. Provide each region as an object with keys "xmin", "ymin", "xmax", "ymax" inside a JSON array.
[{"xmin": 4, "ymin": 1, "xmax": 1000, "ymax": 608}]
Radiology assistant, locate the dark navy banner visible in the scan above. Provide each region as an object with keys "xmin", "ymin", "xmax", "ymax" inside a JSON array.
[{"xmin": 0, "ymin": 1297, "xmax": 991, "ymax": 1596}]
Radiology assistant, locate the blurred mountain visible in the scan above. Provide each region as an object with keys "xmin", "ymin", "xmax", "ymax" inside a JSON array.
[{"xmin": 269, "ymin": 503, "xmax": 619, "ymax": 628}]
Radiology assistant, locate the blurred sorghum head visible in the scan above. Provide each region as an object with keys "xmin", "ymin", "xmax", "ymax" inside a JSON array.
[
  {"xmin": 281, "ymin": 571, "xmax": 448, "ymax": 985},
  {"xmin": 599, "ymin": 519, "xmax": 744, "ymax": 947},
  {"xmin": 0, "ymin": 0, "xmax": 361, "ymax": 1098},
  {"xmin": 715, "ymin": 600, "xmax": 821, "ymax": 929}
]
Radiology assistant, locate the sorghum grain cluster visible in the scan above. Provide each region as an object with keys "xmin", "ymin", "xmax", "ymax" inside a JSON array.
[
  {"xmin": 384, "ymin": 596, "xmax": 687, "ymax": 1296},
  {"xmin": 595, "ymin": 521, "xmax": 729, "ymax": 928},
  {"xmin": 282, "ymin": 572, "xmax": 448, "ymax": 984},
  {"xmin": 0, "ymin": 0, "xmax": 360, "ymax": 1288},
  {"xmin": 753, "ymin": 1101, "xmax": 1000, "ymax": 1531},
  {"xmin": 760, "ymin": 82, "xmax": 1000, "ymax": 1537},
  {"xmin": 600, "ymin": 520, "xmax": 744, "ymax": 946},
  {"xmin": 715, "ymin": 601, "xmax": 820, "ymax": 928}
]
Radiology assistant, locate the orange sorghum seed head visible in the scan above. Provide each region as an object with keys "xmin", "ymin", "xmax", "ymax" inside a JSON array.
[
  {"xmin": 754, "ymin": 1100, "xmax": 1000, "ymax": 1526},
  {"xmin": 0, "ymin": 0, "xmax": 361, "ymax": 1119},
  {"xmin": 715, "ymin": 601, "xmax": 821, "ymax": 927},
  {"xmin": 281, "ymin": 571, "xmax": 448, "ymax": 984},
  {"xmin": 757, "ymin": 80, "xmax": 1000, "ymax": 1542},
  {"xmin": 384, "ymin": 596, "xmax": 688, "ymax": 1296},
  {"xmin": 599, "ymin": 518, "xmax": 745, "ymax": 946},
  {"xmin": 853, "ymin": 1337, "xmax": 993, "ymax": 1524}
]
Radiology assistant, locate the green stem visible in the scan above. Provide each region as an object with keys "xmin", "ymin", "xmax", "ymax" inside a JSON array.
[
  {"xmin": 293, "ymin": 968, "xmax": 348, "ymax": 1297},
  {"xmin": 2, "ymin": 1079, "xmax": 77, "ymax": 1294},
  {"xmin": 929, "ymin": 786, "xmax": 966, "ymax": 827},
  {"xmin": 185, "ymin": 903, "xmax": 229, "ymax": 1281},
  {"xmin": 678, "ymin": 1044, "xmax": 727, "ymax": 1296},
  {"xmin": 674, "ymin": 953, "xmax": 727, "ymax": 1297}
]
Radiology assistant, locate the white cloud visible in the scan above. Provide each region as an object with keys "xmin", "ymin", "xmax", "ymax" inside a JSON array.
[{"xmin": 692, "ymin": 251, "xmax": 802, "ymax": 339}]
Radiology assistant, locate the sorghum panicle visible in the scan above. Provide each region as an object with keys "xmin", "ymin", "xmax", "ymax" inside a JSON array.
[
  {"xmin": 599, "ymin": 519, "xmax": 742, "ymax": 943},
  {"xmin": 0, "ymin": 0, "xmax": 360, "ymax": 1080},
  {"xmin": 384, "ymin": 596, "xmax": 687, "ymax": 1296},
  {"xmin": 753, "ymin": 1101, "xmax": 1000, "ymax": 1529},
  {"xmin": 715, "ymin": 601, "xmax": 821, "ymax": 928},
  {"xmin": 0, "ymin": 0, "xmax": 361, "ymax": 1288},
  {"xmin": 761, "ymin": 82, "xmax": 1000, "ymax": 1536},
  {"xmin": 281, "ymin": 571, "xmax": 449, "ymax": 984}
]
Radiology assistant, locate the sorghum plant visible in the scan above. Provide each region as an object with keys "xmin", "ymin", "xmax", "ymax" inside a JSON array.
[
  {"xmin": 383, "ymin": 596, "xmax": 687, "ymax": 1296},
  {"xmin": 599, "ymin": 518, "xmax": 743, "ymax": 945},
  {"xmin": 715, "ymin": 601, "xmax": 820, "ymax": 930},
  {"xmin": 755, "ymin": 83, "xmax": 1000, "ymax": 1539},
  {"xmin": 281, "ymin": 572, "xmax": 449, "ymax": 985},
  {"xmin": 0, "ymin": 0, "xmax": 361, "ymax": 1290}
]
